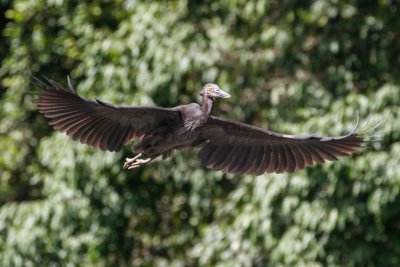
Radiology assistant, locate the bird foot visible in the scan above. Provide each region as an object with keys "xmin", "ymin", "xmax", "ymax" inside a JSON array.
[{"xmin": 123, "ymin": 153, "xmax": 152, "ymax": 170}]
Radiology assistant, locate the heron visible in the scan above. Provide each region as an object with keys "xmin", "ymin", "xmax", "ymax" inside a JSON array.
[{"xmin": 33, "ymin": 76, "xmax": 369, "ymax": 175}]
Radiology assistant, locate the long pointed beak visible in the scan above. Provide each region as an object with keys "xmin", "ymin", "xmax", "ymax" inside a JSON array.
[{"xmin": 215, "ymin": 88, "xmax": 231, "ymax": 98}]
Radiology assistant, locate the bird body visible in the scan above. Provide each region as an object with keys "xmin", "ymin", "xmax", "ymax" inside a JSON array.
[
  {"xmin": 33, "ymin": 76, "xmax": 366, "ymax": 175},
  {"xmin": 132, "ymin": 103, "xmax": 202, "ymax": 159},
  {"xmin": 133, "ymin": 87, "xmax": 226, "ymax": 160}
]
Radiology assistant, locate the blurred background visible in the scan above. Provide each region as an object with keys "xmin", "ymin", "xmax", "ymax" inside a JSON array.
[{"xmin": 0, "ymin": 0, "xmax": 399, "ymax": 266}]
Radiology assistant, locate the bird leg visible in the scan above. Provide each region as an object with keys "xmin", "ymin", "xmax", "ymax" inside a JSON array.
[
  {"xmin": 126, "ymin": 158, "xmax": 152, "ymax": 170},
  {"xmin": 123, "ymin": 153, "xmax": 153, "ymax": 170}
]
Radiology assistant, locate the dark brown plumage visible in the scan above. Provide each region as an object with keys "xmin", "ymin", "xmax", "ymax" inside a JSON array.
[
  {"xmin": 198, "ymin": 117, "xmax": 362, "ymax": 175},
  {"xmin": 33, "ymin": 76, "xmax": 366, "ymax": 175}
]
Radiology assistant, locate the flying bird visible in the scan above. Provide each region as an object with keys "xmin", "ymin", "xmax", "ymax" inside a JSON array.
[{"xmin": 33, "ymin": 76, "xmax": 368, "ymax": 175}]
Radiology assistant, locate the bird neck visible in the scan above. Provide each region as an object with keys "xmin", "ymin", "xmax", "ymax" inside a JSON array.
[{"xmin": 200, "ymin": 95, "xmax": 213, "ymax": 124}]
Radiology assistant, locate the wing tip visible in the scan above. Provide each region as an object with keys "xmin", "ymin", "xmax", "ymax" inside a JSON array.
[
  {"xmin": 67, "ymin": 75, "xmax": 77, "ymax": 93},
  {"xmin": 349, "ymin": 111, "xmax": 360, "ymax": 135},
  {"xmin": 321, "ymin": 112, "xmax": 380, "ymax": 142},
  {"xmin": 31, "ymin": 75, "xmax": 77, "ymax": 95},
  {"xmin": 357, "ymin": 113, "xmax": 383, "ymax": 143},
  {"xmin": 31, "ymin": 76, "xmax": 49, "ymax": 92}
]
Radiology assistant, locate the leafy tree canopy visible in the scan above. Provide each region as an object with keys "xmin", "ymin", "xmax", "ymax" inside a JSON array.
[{"xmin": 0, "ymin": 0, "xmax": 399, "ymax": 266}]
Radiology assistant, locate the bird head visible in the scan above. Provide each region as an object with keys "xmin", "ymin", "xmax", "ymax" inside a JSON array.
[{"xmin": 200, "ymin": 84, "xmax": 231, "ymax": 99}]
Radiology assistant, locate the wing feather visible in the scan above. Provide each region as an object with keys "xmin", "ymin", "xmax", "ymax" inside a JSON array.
[
  {"xmin": 290, "ymin": 144, "xmax": 305, "ymax": 170},
  {"xmin": 199, "ymin": 143, "xmax": 216, "ymax": 167},
  {"xmin": 248, "ymin": 146, "xmax": 260, "ymax": 173},
  {"xmin": 315, "ymin": 144, "xmax": 338, "ymax": 161},
  {"xmin": 221, "ymin": 146, "xmax": 244, "ymax": 173},
  {"xmin": 33, "ymin": 76, "xmax": 182, "ymax": 152},
  {"xmin": 284, "ymin": 145, "xmax": 296, "ymax": 173},
  {"xmin": 207, "ymin": 145, "xmax": 226, "ymax": 168},
  {"xmin": 99, "ymin": 122, "xmax": 118, "ymax": 150},
  {"xmin": 296, "ymin": 143, "xmax": 313, "ymax": 166},
  {"xmin": 266, "ymin": 145, "xmax": 278, "ymax": 173},
  {"xmin": 214, "ymin": 145, "xmax": 235, "ymax": 171},
  {"xmin": 276, "ymin": 147, "xmax": 284, "ymax": 173},
  {"xmin": 198, "ymin": 116, "xmax": 365, "ymax": 175},
  {"xmin": 251, "ymin": 145, "xmax": 265, "ymax": 175},
  {"xmin": 256, "ymin": 144, "xmax": 270, "ymax": 175},
  {"xmin": 234, "ymin": 145, "xmax": 252, "ymax": 174},
  {"xmin": 91, "ymin": 121, "xmax": 111, "ymax": 149}
]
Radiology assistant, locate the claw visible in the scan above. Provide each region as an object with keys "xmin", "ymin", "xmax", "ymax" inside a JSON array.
[
  {"xmin": 123, "ymin": 154, "xmax": 152, "ymax": 170},
  {"xmin": 125, "ymin": 153, "xmax": 142, "ymax": 163}
]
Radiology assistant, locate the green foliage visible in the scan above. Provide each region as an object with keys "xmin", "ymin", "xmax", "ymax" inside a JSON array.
[{"xmin": 0, "ymin": 0, "xmax": 399, "ymax": 266}]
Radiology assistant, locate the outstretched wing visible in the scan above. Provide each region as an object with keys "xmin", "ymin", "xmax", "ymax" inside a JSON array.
[
  {"xmin": 198, "ymin": 116, "xmax": 364, "ymax": 175},
  {"xmin": 33, "ymin": 76, "xmax": 182, "ymax": 152}
]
